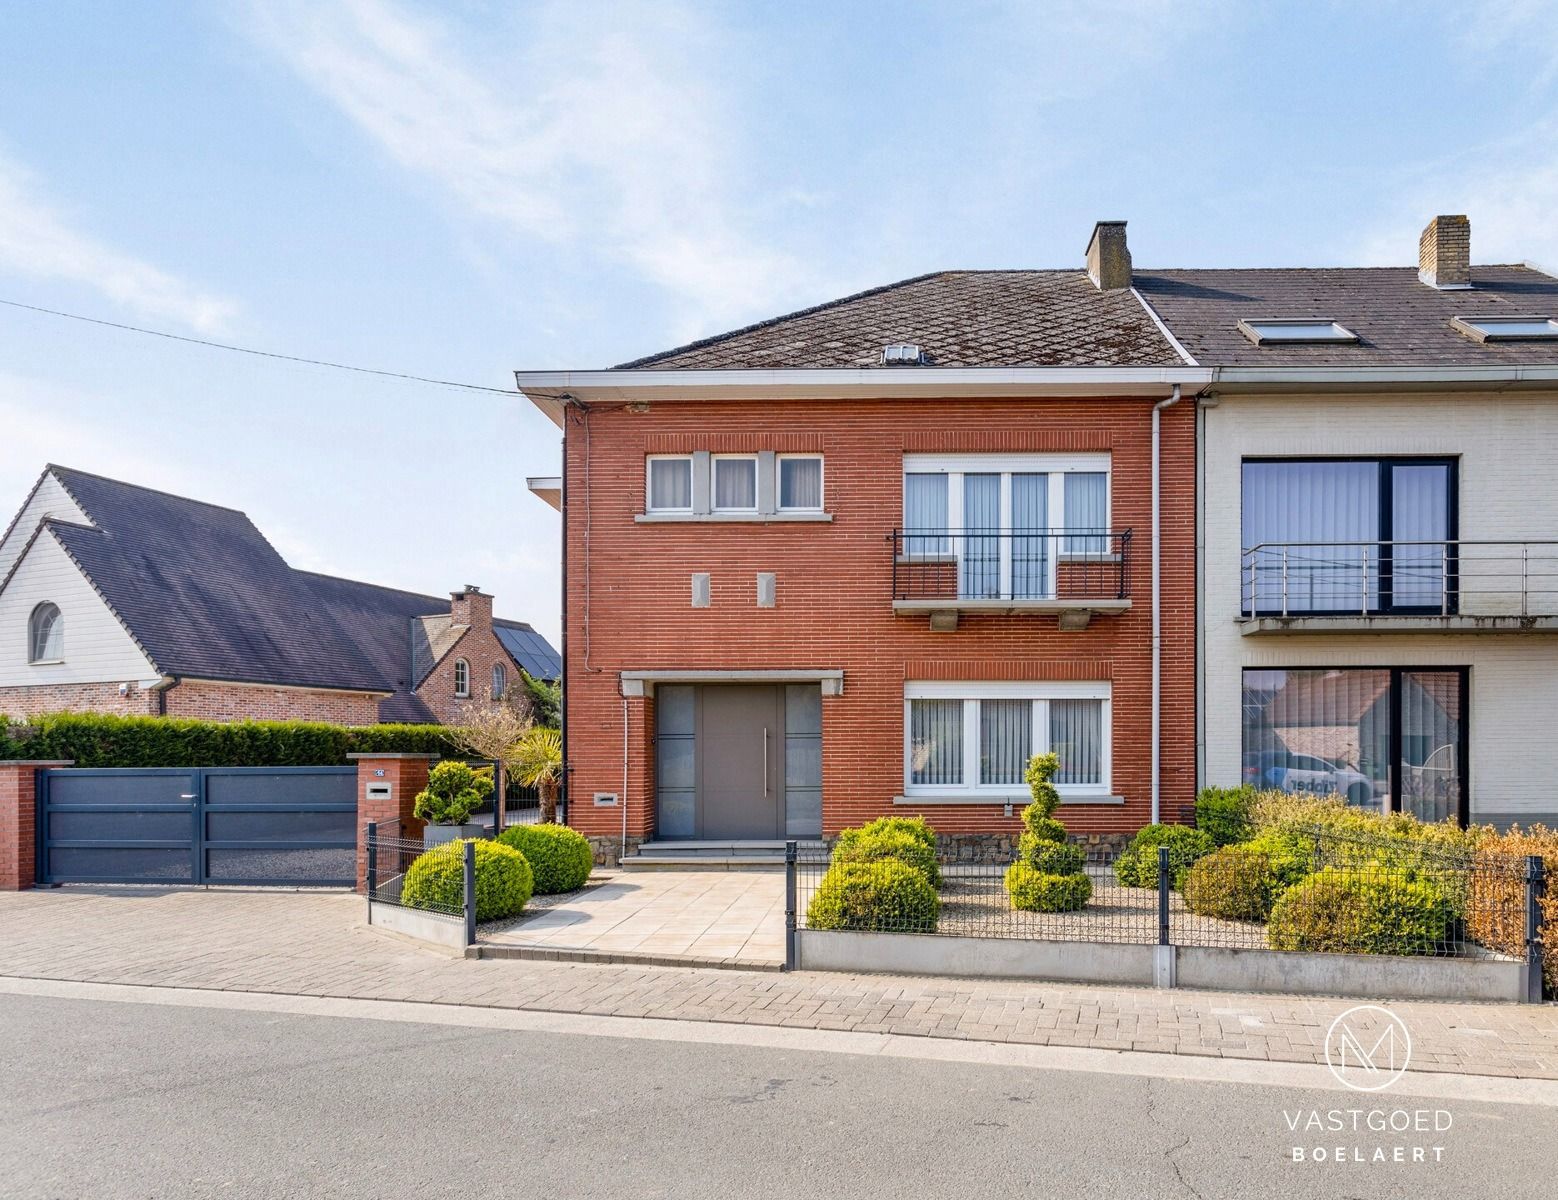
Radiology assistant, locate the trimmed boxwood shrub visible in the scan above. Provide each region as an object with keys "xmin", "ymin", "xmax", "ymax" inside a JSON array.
[
  {"xmin": 497, "ymin": 823, "xmax": 592, "ymax": 894},
  {"xmin": 1244, "ymin": 829, "xmax": 1316, "ymax": 889},
  {"xmin": 1267, "ymin": 867, "xmax": 1453, "ymax": 956},
  {"xmin": 850, "ymin": 815, "xmax": 937, "ymax": 852},
  {"xmin": 400, "ymin": 839, "xmax": 533, "ymax": 921},
  {"xmin": 1195, "ymin": 784, "xmax": 1256, "ymax": 847},
  {"xmin": 1180, "ymin": 845, "xmax": 1279, "ymax": 922},
  {"xmin": 1018, "ymin": 836, "xmax": 1085, "ymax": 876},
  {"xmin": 806, "ymin": 860, "xmax": 939, "ymax": 932},
  {"xmin": 832, "ymin": 828, "xmax": 940, "ymax": 889},
  {"xmin": 1005, "ymin": 862, "xmax": 1092, "ymax": 912},
  {"xmin": 413, "ymin": 761, "xmax": 492, "ymax": 826},
  {"xmin": 1114, "ymin": 824, "xmax": 1216, "ymax": 889}
]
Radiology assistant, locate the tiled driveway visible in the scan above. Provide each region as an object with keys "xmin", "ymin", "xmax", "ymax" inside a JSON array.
[{"xmin": 483, "ymin": 871, "xmax": 785, "ymax": 966}]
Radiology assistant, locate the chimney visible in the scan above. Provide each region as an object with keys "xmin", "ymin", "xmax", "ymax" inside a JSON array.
[
  {"xmin": 1419, "ymin": 215, "xmax": 1471, "ymax": 289},
  {"xmin": 450, "ymin": 584, "xmax": 493, "ymax": 631},
  {"xmin": 1086, "ymin": 221, "xmax": 1132, "ymax": 291}
]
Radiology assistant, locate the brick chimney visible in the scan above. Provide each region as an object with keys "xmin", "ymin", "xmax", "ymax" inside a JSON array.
[
  {"xmin": 1086, "ymin": 221, "xmax": 1132, "ymax": 291},
  {"xmin": 1419, "ymin": 215, "xmax": 1471, "ymax": 289},
  {"xmin": 449, "ymin": 585, "xmax": 493, "ymax": 632}
]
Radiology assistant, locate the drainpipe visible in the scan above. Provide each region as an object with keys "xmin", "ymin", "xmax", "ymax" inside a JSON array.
[
  {"xmin": 150, "ymin": 675, "xmax": 179, "ymax": 716},
  {"xmin": 1151, "ymin": 384, "xmax": 1182, "ymax": 825}
]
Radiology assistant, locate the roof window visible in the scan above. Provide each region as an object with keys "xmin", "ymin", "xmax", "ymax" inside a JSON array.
[
  {"xmin": 1451, "ymin": 315, "xmax": 1558, "ymax": 343},
  {"xmin": 1237, "ymin": 319, "xmax": 1359, "ymax": 346},
  {"xmin": 881, "ymin": 343, "xmax": 925, "ymax": 365}
]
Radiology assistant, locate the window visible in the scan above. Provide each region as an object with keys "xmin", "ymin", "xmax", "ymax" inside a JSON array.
[
  {"xmin": 453, "ymin": 658, "xmax": 469, "ymax": 698},
  {"xmin": 28, "ymin": 602, "xmax": 62, "ymax": 663},
  {"xmin": 1238, "ymin": 319, "xmax": 1359, "ymax": 345},
  {"xmin": 1452, "ymin": 315, "xmax": 1558, "ymax": 342},
  {"xmin": 1242, "ymin": 668, "xmax": 1466, "ymax": 825},
  {"xmin": 901, "ymin": 454, "xmax": 1113, "ymax": 598},
  {"xmin": 712, "ymin": 455, "xmax": 757, "ymax": 511},
  {"xmin": 1242, "ymin": 458, "xmax": 1456, "ymax": 615},
  {"xmin": 905, "ymin": 682, "xmax": 1110, "ymax": 797},
  {"xmin": 777, "ymin": 455, "xmax": 823, "ymax": 511},
  {"xmin": 647, "ymin": 456, "xmax": 693, "ymax": 512},
  {"xmin": 491, "ymin": 662, "xmax": 507, "ymax": 699}
]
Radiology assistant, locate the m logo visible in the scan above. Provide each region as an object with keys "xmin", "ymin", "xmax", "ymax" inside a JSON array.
[{"xmin": 1325, "ymin": 1005, "xmax": 1412, "ymax": 1091}]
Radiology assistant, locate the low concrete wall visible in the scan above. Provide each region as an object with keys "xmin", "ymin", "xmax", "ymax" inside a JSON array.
[
  {"xmin": 367, "ymin": 900, "xmax": 466, "ymax": 950},
  {"xmin": 1176, "ymin": 945, "xmax": 1526, "ymax": 1003},
  {"xmin": 797, "ymin": 929, "xmax": 1156, "ymax": 985}
]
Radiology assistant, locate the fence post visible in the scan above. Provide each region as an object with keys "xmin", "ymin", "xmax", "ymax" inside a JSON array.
[
  {"xmin": 1158, "ymin": 846, "xmax": 1171, "ymax": 945},
  {"xmin": 365, "ymin": 820, "xmax": 378, "ymax": 922},
  {"xmin": 785, "ymin": 840, "xmax": 798, "ymax": 972},
  {"xmin": 1155, "ymin": 845, "xmax": 1176, "ymax": 988},
  {"xmin": 463, "ymin": 839, "xmax": 477, "ymax": 949},
  {"xmin": 1526, "ymin": 855, "xmax": 1546, "ymax": 1005}
]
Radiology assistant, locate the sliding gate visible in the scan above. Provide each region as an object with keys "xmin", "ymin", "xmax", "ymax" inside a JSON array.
[{"xmin": 38, "ymin": 767, "xmax": 357, "ymax": 887}]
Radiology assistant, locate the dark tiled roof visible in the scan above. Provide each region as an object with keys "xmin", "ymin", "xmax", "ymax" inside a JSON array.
[
  {"xmin": 1135, "ymin": 264, "xmax": 1558, "ymax": 367},
  {"xmin": 616, "ymin": 271, "xmax": 1185, "ymax": 369},
  {"xmin": 48, "ymin": 468, "xmax": 388, "ymax": 693},
  {"xmin": 496, "ymin": 621, "xmax": 562, "ymax": 680}
]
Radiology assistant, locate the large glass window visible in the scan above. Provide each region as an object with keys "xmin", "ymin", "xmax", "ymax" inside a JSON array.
[
  {"xmin": 907, "ymin": 684, "xmax": 1110, "ymax": 796},
  {"xmin": 1242, "ymin": 458, "xmax": 1454, "ymax": 615},
  {"xmin": 1241, "ymin": 668, "xmax": 1465, "ymax": 824}
]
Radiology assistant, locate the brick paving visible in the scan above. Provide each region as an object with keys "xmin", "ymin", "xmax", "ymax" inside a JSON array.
[{"xmin": 2, "ymin": 886, "xmax": 1556, "ymax": 1079}]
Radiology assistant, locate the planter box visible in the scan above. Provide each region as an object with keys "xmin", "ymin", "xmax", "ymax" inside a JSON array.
[{"xmin": 422, "ymin": 823, "xmax": 484, "ymax": 848}]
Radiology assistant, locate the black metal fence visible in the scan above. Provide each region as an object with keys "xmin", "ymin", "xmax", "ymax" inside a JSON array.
[
  {"xmin": 891, "ymin": 528, "xmax": 1132, "ymax": 603},
  {"xmin": 364, "ymin": 821, "xmax": 476, "ymax": 946}
]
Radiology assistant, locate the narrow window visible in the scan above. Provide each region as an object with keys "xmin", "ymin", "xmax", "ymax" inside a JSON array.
[
  {"xmin": 1063, "ymin": 472, "xmax": 1108, "ymax": 555},
  {"xmin": 491, "ymin": 662, "xmax": 507, "ymax": 699},
  {"xmin": 453, "ymin": 658, "xmax": 470, "ymax": 698},
  {"xmin": 777, "ymin": 455, "xmax": 823, "ymax": 511},
  {"xmin": 902, "ymin": 473, "xmax": 949, "ymax": 555},
  {"xmin": 712, "ymin": 455, "xmax": 757, "ymax": 511},
  {"xmin": 647, "ymin": 456, "xmax": 693, "ymax": 512},
  {"xmin": 28, "ymin": 602, "xmax": 63, "ymax": 662}
]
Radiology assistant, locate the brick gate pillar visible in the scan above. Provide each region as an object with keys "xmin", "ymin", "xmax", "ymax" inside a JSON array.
[
  {"xmin": 349, "ymin": 753, "xmax": 438, "ymax": 893},
  {"xmin": 0, "ymin": 761, "xmax": 73, "ymax": 891}
]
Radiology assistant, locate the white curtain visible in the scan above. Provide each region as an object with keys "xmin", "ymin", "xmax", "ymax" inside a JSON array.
[
  {"xmin": 649, "ymin": 459, "xmax": 691, "ymax": 509},
  {"xmin": 1011, "ymin": 473, "xmax": 1049, "ymax": 598},
  {"xmin": 1391, "ymin": 465, "xmax": 1451, "ymax": 609},
  {"xmin": 961, "ymin": 474, "xmax": 1000, "ymax": 598},
  {"xmin": 1063, "ymin": 473, "xmax": 1107, "ymax": 554},
  {"xmin": 780, "ymin": 457, "xmax": 822, "ymax": 509},
  {"xmin": 980, "ymin": 699, "xmax": 1032, "ymax": 785},
  {"xmin": 714, "ymin": 458, "xmax": 756, "ymax": 509},
  {"xmin": 1050, "ymin": 700, "xmax": 1102, "ymax": 785},
  {"xmin": 910, "ymin": 700, "xmax": 963, "ymax": 786},
  {"xmin": 903, "ymin": 473, "xmax": 948, "ymax": 555},
  {"xmin": 1242, "ymin": 461, "xmax": 1378, "ymax": 611}
]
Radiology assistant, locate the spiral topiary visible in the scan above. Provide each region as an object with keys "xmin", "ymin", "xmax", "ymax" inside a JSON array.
[{"xmin": 1005, "ymin": 753, "xmax": 1091, "ymax": 912}]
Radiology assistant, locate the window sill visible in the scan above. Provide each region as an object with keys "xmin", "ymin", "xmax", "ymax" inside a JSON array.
[
  {"xmin": 894, "ymin": 793, "xmax": 1124, "ymax": 806},
  {"xmin": 635, "ymin": 512, "xmax": 833, "ymax": 524},
  {"xmin": 29, "ymin": 660, "xmax": 65, "ymax": 666}
]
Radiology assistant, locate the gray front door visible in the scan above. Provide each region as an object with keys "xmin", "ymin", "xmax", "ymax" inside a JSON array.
[{"xmin": 699, "ymin": 685, "xmax": 782, "ymax": 839}]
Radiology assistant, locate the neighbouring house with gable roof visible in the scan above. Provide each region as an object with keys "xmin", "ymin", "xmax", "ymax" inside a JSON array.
[{"xmin": 0, "ymin": 466, "xmax": 558, "ymax": 726}]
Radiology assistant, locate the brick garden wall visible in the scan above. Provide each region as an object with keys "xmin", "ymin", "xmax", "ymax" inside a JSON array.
[{"xmin": 562, "ymin": 395, "xmax": 1196, "ymax": 848}]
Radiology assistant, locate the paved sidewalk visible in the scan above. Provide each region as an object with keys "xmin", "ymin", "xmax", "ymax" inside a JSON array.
[{"xmin": 2, "ymin": 886, "xmax": 1555, "ymax": 1080}]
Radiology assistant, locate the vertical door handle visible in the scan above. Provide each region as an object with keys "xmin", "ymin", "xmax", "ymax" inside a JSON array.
[{"xmin": 764, "ymin": 728, "xmax": 770, "ymax": 798}]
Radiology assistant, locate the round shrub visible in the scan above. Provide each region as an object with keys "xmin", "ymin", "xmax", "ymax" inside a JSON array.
[
  {"xmin": 401, "ymin": 839, "xmax": 533, "ymax": 921},
  {"xmin": 1181, "ymin": 845, "xmax": 1279, "ymax": 922},
  {"xmin": 1267, "ymin": 867, "xmax": 1453, "ymax": 956},
  {"xmin": 806, "ymin": 860, "xmax": 939, "ymax": 932},
  {"xmin": 1005, "ymin": 862, "xmax": 1093, "ymax": 912},
  {"xmin": 831, "ymin": 828, "xmax": 940, "ymax": 889},
  {"xmin": 852, "ymin": 815, "xmax": 937, "ymax": 852},
  {"xmin": 497, "ymin": 823, "xmax": 592, "ymax": 894},
  {"xmin": 1018, "ymin": 835, "xmax": 1085, "ymax": 876},
  {"xmin": 1113, "ymin": 824, "xmax": 1216, "ymax": 889}
]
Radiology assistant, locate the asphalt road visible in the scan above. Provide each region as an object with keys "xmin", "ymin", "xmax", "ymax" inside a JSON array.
[{"xmin": 2, "ymin": 991, "xmax": 1554, "ymax": 1200}]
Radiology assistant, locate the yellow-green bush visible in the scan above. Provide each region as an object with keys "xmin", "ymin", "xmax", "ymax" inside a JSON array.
[
  {"xmin": 1004, "ymin": 862, "xmax": 1092, "ymax": 912},
  {"xmin": 497, "ymin": 823, "xmax": 592, "ymax": 894},
  {"xmin": 806, "ymin": 860, "xmax": 939, "ymax": 932},
  {"xmin": 1181, "ymin": 845, "xmax": 1279, "ymax": 922},
  {"xmin": 401, "ymin": 839, "xmax": 533, "ymax": 921},
  {"xmin": 832, "ymin": 827, "xmax": 940, "ymax": 889},
  {"xmin": 1113, "ymin": 824, "xmax": 1215, "ymax": 889},
  {"xmin": 850, "ymin": 815, "xmax": 937, "ymax": 852},
  {"xmin": 1267, "ymin": 866, "xmax": 1452, "ymax": 956}
]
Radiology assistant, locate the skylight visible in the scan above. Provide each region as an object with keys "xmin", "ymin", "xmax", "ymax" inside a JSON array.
[
  {"xmin": 1237, "ymin": 319, "xmax": 1359, "ymax": 346},
  {"xmin": 1452, "ymin": 315, "xmax": 1558, "ymax": 342},
  {"xmin": 881, "ymin": 343, "xmax": 925, "ymax": 365}
]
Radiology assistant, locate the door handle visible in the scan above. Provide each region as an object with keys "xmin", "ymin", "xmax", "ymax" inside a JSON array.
[{"xmin": 763, "ymin": 728, "xmax": 770, "ymax": 798}]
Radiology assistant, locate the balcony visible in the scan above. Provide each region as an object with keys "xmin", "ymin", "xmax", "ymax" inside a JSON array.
[
  {"xmin": 1239, "ymin": 540, "xmax": 1558, "ymax": 634},
  {"xmin": 892, "ymin": 528, "xmax": 1133, "ymax": 630}
]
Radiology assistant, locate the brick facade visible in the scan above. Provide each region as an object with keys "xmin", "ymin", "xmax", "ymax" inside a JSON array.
[
  {"xmin": 0, "ymin": 682, "xmax": 159, "ymax": 719},
  {"xmin": 0, "ymin": 679, "xmax": 382, "ymax": 725},
  {"xmin": 413, "ymin": 589, "xmax": 531, "ymax": 725},
  {"xmin": 562, "ymin": 395, "xmax": 1196, "ymax": 852},
  {"xmin": 352, "ymin": 753, "xmax": 435, "ymax": 891},
  {"xmin": 0, "ymin": 760, "xmax": 72, "ymax": 890}
]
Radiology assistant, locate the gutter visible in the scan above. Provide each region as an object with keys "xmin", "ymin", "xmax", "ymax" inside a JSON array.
[
  {"xmin": 149, "ymin": 675, "xmax": 179, "ymax": 716},
  {"xmin": 1151, "ymin": 385, "xmax": 1182, "ymax": 825}
]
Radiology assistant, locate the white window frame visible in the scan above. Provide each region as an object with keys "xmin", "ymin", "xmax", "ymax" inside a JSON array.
[
  {"xmin": 491, "ymin": 661, "xmax": 507, "ymax": 699},
  {"xmin": 645, "ymin": 454, "xmax": 694, "ymax": 513},
  {"xmin": 776, "ymin": 454, "xmax": 825, "ymax": 512},
  {"xmin": 902, "ymin": 680, "xmax": 1112, "ymax": 799},
  {"xmin": 28, "ymin": 601, "xmax": 63, "ymax": 664},
  {"xmin": 453, "ymin": 658, "xmax": 470, "ymax": 699},
  {"xmin": 711, "ymin": 453, "xmax": 759, "ymax": 513}
]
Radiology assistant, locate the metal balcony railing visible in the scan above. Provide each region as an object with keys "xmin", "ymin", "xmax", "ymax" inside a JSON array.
[
  {"xmin": 1241, "ymin": 540, "xmax": 1558, "ymax": 619},
  {"xmin": 891, "ymin": 528, "xmax": 1132, "ymax": 604}
]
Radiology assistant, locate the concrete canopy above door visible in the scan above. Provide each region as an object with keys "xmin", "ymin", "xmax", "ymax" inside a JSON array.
[{"xmin": 619, "ymin": 669, "xmax": 844, "ymax": 698}]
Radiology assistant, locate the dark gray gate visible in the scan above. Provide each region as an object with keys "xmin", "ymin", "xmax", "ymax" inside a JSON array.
[{"xmin": 38, "ymin": 767, "xmax": 357, "ymax": 887}]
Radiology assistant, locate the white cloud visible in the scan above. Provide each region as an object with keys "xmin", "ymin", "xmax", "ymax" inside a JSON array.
[
  {"xmin": 244, "ymin": 0, "xmax": 820, "ymax": 334},
  {"xmin": 0, "ymin": 150, "xmax": 237, "ymax": 334}
]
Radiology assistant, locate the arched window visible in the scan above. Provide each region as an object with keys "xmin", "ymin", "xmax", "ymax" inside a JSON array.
[
  {"xmin": 492, "ymin": 662, "xmax": 507, "ymax": 699},
  {"xmin": 453, "ymin": 658, "xmax": 469, "ymax": 698},
  {"xmin": 29, "ymin": 603, "xmax": 63, "ymax": 663}
]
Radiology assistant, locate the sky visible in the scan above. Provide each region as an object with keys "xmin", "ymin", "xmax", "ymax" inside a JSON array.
[{"xmin": 3, "ymin": 0, "xmax": 1558, "ymax": 647}]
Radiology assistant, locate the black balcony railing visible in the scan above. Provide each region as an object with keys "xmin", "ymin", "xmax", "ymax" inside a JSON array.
[
  {"xmin": 891, "ymin": 528, "xmax": 1133, "ymax": 604},
  {"xmin": 1241, "ymin": 540, "xmax": 1558, "ymax": 619}
]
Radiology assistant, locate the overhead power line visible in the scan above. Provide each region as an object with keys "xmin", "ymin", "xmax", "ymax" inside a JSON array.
[{"xmin": 0, "ymin": 297, "xmax": 518, "ymax": 396}]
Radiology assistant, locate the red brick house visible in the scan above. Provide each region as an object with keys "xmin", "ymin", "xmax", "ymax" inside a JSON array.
[
  {"xmin": 0, "ymin": 466, "xmax": 558, "ymax": 725},
  {"xmin": 518, "ymin": 222, "xmax": 1204, "ymax": 862}
]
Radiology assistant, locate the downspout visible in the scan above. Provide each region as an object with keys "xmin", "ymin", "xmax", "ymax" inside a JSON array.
[
  {"xmin": 621, "ymin": 696, "xmax": 630, "ymax": 864},
  {"xmin": 151, "ymin": 675, "xmax": 179, "ymax": 716},
  {"xmin": 1151, "ymin": 384, "xmax": 1182, "ymax": 825}
]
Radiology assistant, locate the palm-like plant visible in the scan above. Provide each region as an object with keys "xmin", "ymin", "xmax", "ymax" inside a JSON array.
[{"xmin": 513, "ymin": 725, "xmax": 564, "ymax": 822}]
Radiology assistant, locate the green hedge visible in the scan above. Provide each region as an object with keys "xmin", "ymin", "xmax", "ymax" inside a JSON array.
[
  {"xmin": 1267, "ymin": 867, "xmax": 1453, "ymax": 956},
  {"xmin": 401, "ymin": 839, "xmax": 533, "ymax": 922},
  {"xmin": 806, "ymin": 860, "xmax": 939, "ymax": 933},
  {"xmin": 1004, "ymin": 862, "xmax": 1093, "ymax": 912},
  {"xmin": 1195, "ymin": 785, "xmax": 1256, "ymax": 847},
  {"xmin": 498, "ymin": 824, "xmax": 593, "ymax": 894},
  {"xmin": 1113, "ymin": 824, "xmax": 1216, "ymax": 889},
  {"xmin": 0, "ymin": 712, "xmax": 462, "ymax": 768}
]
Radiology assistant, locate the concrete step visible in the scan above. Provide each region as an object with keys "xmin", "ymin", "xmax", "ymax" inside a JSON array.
[{"xmin": 618, "ymin": 855, "xmax": 788, "ymax": 872}]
